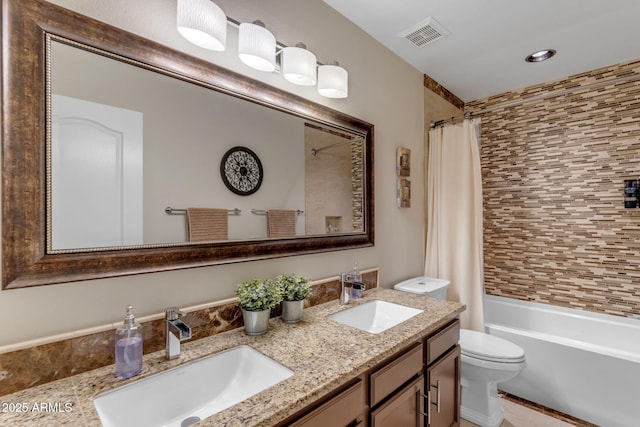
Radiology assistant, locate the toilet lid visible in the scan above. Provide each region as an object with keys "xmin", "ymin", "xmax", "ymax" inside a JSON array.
[
  {"xmin": 460, "ymin": 329, "xmax": 525, "ymax": 363},
  {"xmin": 393, "ymin": 276, "xmax": 450, "ymax": 295}
]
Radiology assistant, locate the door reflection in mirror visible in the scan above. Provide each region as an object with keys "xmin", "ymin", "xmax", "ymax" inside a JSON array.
[{"xmin": 51, "ymin": 95, "xmax": 143, "ymax": 250}]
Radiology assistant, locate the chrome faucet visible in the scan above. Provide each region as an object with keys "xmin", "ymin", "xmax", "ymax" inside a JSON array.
[
  {"xmin": 339, "ymin": 272, "xmax": 353, "ymax": 305},
  {"xmin": 340, "ymin": 280, "xmax": 351, "ymax": 305},
  {"xmin": 165, "ymin": 307, "xmax": 192, "ymax": 360},
  {"xmin": 340, "ymin": 268, "xmax": 366, "ymax": 305}
]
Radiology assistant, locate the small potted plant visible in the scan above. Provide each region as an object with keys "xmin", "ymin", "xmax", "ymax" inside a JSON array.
[
  {"xmin": 276, "ymin": 273, "xmax": 312, "ymax": 323},
  {"xmin": 236, "ymin": 278, "xmax": 283, "ymax": 335}
]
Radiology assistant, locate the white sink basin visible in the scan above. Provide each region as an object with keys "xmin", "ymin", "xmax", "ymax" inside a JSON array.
[
  {"xmin": 94, "ymin": 345, "xmax": 293, "ymax": 427},
  {"xmin": 328, "ymin": 300, "xmax": 423, "ymax": 334}
]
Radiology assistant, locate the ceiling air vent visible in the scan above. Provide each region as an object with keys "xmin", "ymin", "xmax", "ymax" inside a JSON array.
[{"xmin": 398, "ymin": 17, "xmax": 449, "ymax": 48}]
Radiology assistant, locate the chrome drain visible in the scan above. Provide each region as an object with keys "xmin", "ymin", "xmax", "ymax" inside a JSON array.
[{"xmin": 181, "ymin": 416, "xmax": 201, "ymax": 427}]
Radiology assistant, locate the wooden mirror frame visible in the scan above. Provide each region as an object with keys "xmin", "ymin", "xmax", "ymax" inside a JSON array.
[{"xmin": 1, "ymin": 0, "xmax": 374, "ymax": 289}]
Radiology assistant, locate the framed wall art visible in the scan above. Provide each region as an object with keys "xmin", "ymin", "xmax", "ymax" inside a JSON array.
[
  {"xmin": 396, "ymin": 147, "xmax": 411, "ymax": 207},
  {"xmin": 397, "ymin": 178, "xmax": 411, "ymax": 208},
  {"xmin": 396, "ymin": 147, "xmax": 411, "ymax": 177}
]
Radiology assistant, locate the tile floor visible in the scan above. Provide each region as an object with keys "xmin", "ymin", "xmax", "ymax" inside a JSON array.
[{"xmin": 460, "ymin": 397, "xmax": 586, "ymax": 427}]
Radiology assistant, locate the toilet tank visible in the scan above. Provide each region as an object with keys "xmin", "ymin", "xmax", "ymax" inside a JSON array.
[{"xmin": 393, "ymin": 277, "xmax": 450, "ymax": 300}]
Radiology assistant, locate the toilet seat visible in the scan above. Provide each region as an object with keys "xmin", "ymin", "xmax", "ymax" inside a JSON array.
[{"xmin": 460, "ymin": 329, "xmax": 525, "ymax": 364}]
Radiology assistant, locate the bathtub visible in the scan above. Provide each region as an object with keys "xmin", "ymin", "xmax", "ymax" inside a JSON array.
[{"xmin": 484, "ymin": 295, "xmax": 640, "ymax": 427}]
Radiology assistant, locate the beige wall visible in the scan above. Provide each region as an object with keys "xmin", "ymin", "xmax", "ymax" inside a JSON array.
[
  {"xmin": 52, "ymin": 41, "xmax": 306, "ymax": 243},
  {"xmin": 0, "ymin": 0, "xmax": 425, "ymax": 347},
  {"xmin": 468, "ymin": 59, "xmax": 640, "ymax": 318},
  {"xmin": 424, "ymin": 90, "xmax": 463, "ymax": 133}
]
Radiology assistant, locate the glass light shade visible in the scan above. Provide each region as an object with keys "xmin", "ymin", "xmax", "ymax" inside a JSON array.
[
  {"xmin": 318, "ymin": 64, "xmax": 348, "ymax": 98},
  {"xmin": 177, "ymin": 0, "xmax": 227, "ymax": 51},
  {"xmin": 282, "ymin": 46, "xmax": 317, "ymax": 86},
  {"xmin": 238, "ymin": 22, "xmax": 276, "ymax": 72}
]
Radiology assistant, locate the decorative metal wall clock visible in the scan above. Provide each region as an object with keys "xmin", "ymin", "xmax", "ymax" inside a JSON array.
[{"xmin": 220, "ymin": 146, "xmax": 264, "ymax": 195}]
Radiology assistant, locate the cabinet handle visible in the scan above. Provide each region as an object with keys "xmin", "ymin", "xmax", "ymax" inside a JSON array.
[
  {"xmin": 420, "ymin": 390, "xmax": 431, "ymax": 422},
  {"xmin": 430, "ymin": 380, "xmax": 441, "ymax": 413}
]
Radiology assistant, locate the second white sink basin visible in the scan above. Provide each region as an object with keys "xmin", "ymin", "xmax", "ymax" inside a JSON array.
[
  {"xmin": 94, "ymin": 345, "xmax": 293, "ymax": 427},
  {"xmin": 328, "ymin": 300, "xmax": 423, "ymax": 334}
]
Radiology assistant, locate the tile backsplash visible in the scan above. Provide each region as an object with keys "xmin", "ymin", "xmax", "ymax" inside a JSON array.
[
  {"xmin": 466, "ymin": 59, "xmax": 640, "ymax": 317},
  {"xmin": 0, "ymin": 269, "xmax": 378, "ymax": 396}
]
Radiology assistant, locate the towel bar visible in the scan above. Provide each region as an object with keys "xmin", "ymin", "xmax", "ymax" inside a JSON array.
[
  {"xmin": 251, "ymin": 209, "xmax": 304, "ymax": 215},
  {"xmin": 165, "ymin": 207, "xmax": 241, "ymax": 215}
]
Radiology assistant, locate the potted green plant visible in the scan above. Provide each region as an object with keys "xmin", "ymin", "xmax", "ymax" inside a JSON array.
[
  {"xmin": 276, "ymin": 273, "xmax": 312, "ymax": 323},
  {"xmin": 236, "ymin": 278, "xmax": 283, "ymax": 335}
]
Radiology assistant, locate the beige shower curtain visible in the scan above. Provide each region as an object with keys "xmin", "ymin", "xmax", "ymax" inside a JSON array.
[{"xmin": 425, "ymin": 118, "xmax": 485, "ymax": 331}]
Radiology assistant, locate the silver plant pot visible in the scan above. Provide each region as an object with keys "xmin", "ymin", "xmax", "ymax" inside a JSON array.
[
  {"xmin": 281, "ymin": 300, "xmax": 305, "ymax": 323},
  {"xmin": 242, "ymin": 308, "xmax": 271, "ymax": 335}
]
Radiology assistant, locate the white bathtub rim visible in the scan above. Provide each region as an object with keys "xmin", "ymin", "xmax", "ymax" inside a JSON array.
[
  {"xmin": 485, "ymin": 295, "xmax": 640, "ymax": 354},
  {"xmin": 486, "ymin": 323, "xmax": 640, "ymax": 364},
  {"xmin": 485, "ymin": 294, "xmax": 640, "ymax": 328}
]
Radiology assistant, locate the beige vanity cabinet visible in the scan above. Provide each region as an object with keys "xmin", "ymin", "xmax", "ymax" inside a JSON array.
[
  {"xmin": 280, "ymin": 318, "xmax": 460, "ymax": 427},
  {"xmin": 425, "ymin": 320, "xmax": 461, "ymax": 427}
]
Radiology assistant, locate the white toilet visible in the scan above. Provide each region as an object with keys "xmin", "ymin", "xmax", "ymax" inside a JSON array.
[{"xmin": 394, "ymin": 277, "xmax": 525, "ymax": 427}]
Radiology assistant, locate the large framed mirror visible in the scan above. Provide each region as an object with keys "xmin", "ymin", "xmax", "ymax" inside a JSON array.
[{"xmin": 1, "ymin": 0, "xmax": 374, "ymax": 289}]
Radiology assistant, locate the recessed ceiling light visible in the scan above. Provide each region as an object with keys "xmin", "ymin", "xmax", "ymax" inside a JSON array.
[{"xmin": 525, "ymin": 49, "xmax": 556, "ymax": 63}]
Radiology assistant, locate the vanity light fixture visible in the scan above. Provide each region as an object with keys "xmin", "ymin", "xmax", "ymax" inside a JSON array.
[
  {"xmin": 176, "ymin": 2, "xmax": 348, "ymax": 97},
  {"xmin": 282, "ymin": 43, "xmax": 317, "ymax": 86},
  {"xmin": 317, "ymin": 61, "xmax": 348, "ymax": 99},
  {"xmin": 238, "ymin": 20, "xmax": 277, "ymax": 72},
  {"xmin": 525, "ymin": 49, "xmax": 556, "ymax": 63},
  {"xmin": 176, "ymin": 0, "xmax": 227, "ymax": 51}
]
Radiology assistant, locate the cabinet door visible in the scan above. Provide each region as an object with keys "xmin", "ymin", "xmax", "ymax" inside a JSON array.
[
  {"xmin": 370, "ymin": 376, "xmax": 424, "ymax": 427},
  {"xmin": 426, "ymin": 345, "xmax": 461, "ymax": 427}
]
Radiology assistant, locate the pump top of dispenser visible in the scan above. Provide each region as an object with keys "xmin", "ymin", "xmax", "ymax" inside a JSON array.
[
  {"xmin": 115, "ymin": 305, "xmax": 142, "ymax": 342},
  {"xmin": 123, "ymin": 305, "xmax": 135, "ymax": 325},
  {"xmin": 350, "ymin": 262, "xmax": 362, "ymax": 281},
  {"xmin": 116, "ymin": 305, "xmax": 141, "ymax": 335}
]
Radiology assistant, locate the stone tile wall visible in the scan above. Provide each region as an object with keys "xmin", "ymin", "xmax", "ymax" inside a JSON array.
[
  {"xmin": 352, "ymin": 138, "xmax": 365, "ymax": 231},
  {"xmin": 424, "ymin": 73, "xmax": 464, "ymax": 110},
  {"xmin": 466, "ymin": 59, "xmax": 640, "ymax": 317}
]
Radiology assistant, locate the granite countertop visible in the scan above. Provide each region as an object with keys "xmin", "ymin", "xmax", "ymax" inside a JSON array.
[{"xmin": 0, "ymin": 288, "xmax": 464, "ymax": 426}]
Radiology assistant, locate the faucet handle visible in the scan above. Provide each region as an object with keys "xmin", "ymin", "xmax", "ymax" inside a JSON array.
[{"xmin": 166, "ymin": 306, "xmax": 186, "ymax": 321}]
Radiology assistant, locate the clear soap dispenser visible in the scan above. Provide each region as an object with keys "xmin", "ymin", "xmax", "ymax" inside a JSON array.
[{"xmin": 115, "ymin": 305, "xmax": 143, "ymax": 379}]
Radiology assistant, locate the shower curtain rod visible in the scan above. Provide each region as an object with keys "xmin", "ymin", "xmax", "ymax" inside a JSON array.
[
  {"xmin": 310, "ymin": 139, "xmax": 353, "ymax": 156},
  {"xmin": 429, "ymin": 72, "xmax": 640, "ymax": 129},
  {"xmin": 430, "ymin": 113, "xmax": 472, "ymax": 129}
]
